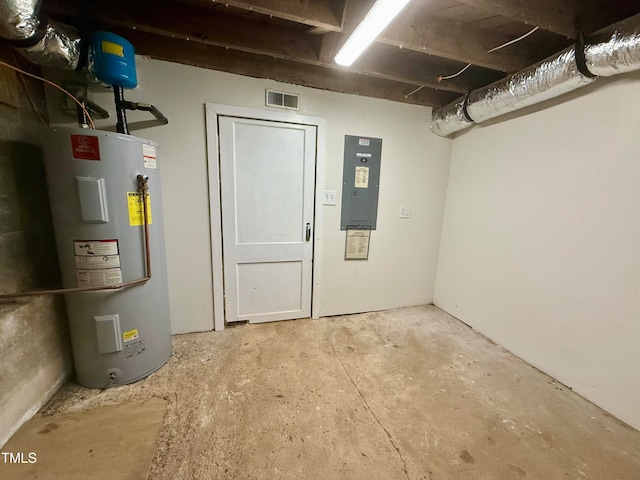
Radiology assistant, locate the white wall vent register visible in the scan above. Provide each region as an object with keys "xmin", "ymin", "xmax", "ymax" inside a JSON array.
[{"xmin": 266, "ymin": 89, "xmax": 300, "ymax": 110}]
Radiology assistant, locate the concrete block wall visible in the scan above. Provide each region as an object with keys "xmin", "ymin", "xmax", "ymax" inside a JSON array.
[{"xmin": 0, "ymin": 53, "xmax": 72, "ymax": 448}]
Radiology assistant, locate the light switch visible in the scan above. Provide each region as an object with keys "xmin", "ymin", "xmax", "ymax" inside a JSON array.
[
  {"xmin": 323, "ymin": 190, "xmax": 337, "ymax": 206},
  {"xmin": 399, "ymin": 205, "xmax": 411, "ymax": 218}
]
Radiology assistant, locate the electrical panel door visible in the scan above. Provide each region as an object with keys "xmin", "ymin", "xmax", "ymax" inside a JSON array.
[{"xmin": 340, "ymin": 135, "xmax": 382, "ymax": 230}]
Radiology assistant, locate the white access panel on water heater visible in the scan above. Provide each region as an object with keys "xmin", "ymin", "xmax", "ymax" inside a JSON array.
[
  {"xmin": 76, "ymin": 176, "xmax": 109, "ymax": 223},
  {"xmin": 41, "ymin": 127, "xmax": 172, "ymax": 388}
]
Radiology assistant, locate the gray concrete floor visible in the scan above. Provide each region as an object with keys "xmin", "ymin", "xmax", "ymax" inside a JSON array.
[{"xmin": 41, "ymin": 305, "xmax": 640, "ymax": 480}]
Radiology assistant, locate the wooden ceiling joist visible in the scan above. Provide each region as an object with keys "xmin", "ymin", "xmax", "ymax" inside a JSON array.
[
  {"xmin": 379, "ymin": 15, "xmax": 542, "ymax": 73},
  {"xmin": 42, "ymin": 0, "xmax": 640, "ymax": 109},
  {"xmin": 179, "ymin": 0, "xmax": 343, "ymax": 31},
  {"xmin": 49, "ymin": 0, "xmax": 501, "ymax": 97},
  {"xmin": 455, "ymin": 0, "xmax": 581, "ymax": 38},
  {"xmin": 114, "ymin": 29, "xmax": 460, "ymax": 107}
]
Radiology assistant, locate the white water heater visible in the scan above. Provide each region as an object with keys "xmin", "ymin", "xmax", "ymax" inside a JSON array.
[{"xmin": 41, "ymin": 127, "xmax": 172, "ymax": 388}]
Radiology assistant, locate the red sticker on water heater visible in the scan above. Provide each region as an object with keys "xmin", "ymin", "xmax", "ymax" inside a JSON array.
[{"xmin": 70, "ymin": 134, "xmax": 100, "ymax": 160}]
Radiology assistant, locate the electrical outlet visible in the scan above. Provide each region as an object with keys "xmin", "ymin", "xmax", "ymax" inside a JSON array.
[
  {"xmin": 399, "ymin": 205, "xmax": 411, "ymax": 218},
  {"xmin": 323, "ymin": 190, "xmax": 337, "ymax": 206}
]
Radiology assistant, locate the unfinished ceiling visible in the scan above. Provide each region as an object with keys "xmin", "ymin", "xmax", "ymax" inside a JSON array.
[{"xmin": 45, "ymin": 0, "xmax": 640, "ymax": 108}]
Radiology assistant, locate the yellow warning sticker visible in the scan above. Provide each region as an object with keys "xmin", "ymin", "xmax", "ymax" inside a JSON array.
[
  {"xmin": 101, "ymin": 40, "xmax": 124, "ymax": 57},
  {"xmin": 123, "ymin": 329, "xmax": 139, "ymax": 342},
  {"xmin": 127, "ymin": 192, "xmax": 152, "ymax": 226}
]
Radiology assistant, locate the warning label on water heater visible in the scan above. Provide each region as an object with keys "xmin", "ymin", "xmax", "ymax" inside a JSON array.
[
  {"xmin": 74, "ymin": 240, "xmax": 119, "ymax": 256},
  {"xmin": 122, "ymin": 329, "xmax": 139, "ymax": 342},
  {"xmin": 143, "ymin": 144, "xmax": 157, "ymax": 169},
  {"xmin": 76, "ymin": 269, "xmax": 122, "ymax": 287},
  {"xmin": 74, "ymin": 239, "xmax": 122, "ymax": 287},
  {"xmin": 75, "ymin": 255, "xmax": 120, "ymax": 270}
]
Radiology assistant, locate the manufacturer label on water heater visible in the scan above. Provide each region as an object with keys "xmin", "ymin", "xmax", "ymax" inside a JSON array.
[
  {"xmin": 74, "ymin": 239, "xmax": 122, "ymax": 287},
  {"xmin": 70, "ymin": 135, "xmax": 101, "ymax": 161},
  {"xmin": 124, "ymin": 340, "xmax": 145, "ymax": 358}
]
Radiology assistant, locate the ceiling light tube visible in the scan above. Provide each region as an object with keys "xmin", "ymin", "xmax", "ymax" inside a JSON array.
[{"xmin": 335, "ymin": 0, "xmax": 411, "ymax": 67}]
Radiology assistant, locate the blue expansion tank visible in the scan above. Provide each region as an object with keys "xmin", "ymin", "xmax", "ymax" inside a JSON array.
[{"xmin": 89, "ymin": 31, "xmax": 138, "ymax": 89}]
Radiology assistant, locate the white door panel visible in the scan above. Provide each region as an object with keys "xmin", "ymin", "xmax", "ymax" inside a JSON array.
[
  {"xmin": 234, "ymin": 124, "xmax": 305, "ymax": 244},
  {"xmin": 237, "ymin": 261, "xmax": 303, "ymax": 317},
  {"xmin": 219, "ymin": 116, "xmax": 316, "ymax": 323}
]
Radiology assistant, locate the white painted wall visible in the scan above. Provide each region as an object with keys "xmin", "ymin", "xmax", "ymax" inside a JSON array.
[
  {"xmin": 48, "ymin": 57, "xmax": 452, "ymax": 333},
  {"xmin": 434, "ymin": 73, "xmax": 640, "ymax": 430},
  {"xmin": 44, "ymin": 53, "xmax": 640, "ymax": 432}
]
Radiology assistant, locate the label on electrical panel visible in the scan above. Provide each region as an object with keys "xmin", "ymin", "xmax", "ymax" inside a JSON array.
[
  {"xmin": 354, "ymin": 166, "xmax": 370, "ymax": 188},
  {"xmin": 127, "ymin": 192, "xmax": 152, "ymax": 226},
  {"xmin": 122, "ymin": 329, "xmax": 139, "ymax": 342},
  {"xmin": 76, "ymin": 268, "xmax": 122, "ymax": 287},
  {"xmin": 358, "ymin": 138, "xmax": 370, "ymax": 146},
  {"xmin": 143, "ymin": 144, "xmax": 157, "ymax": 169}
]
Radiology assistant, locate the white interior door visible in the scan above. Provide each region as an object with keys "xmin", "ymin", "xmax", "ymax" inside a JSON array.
[{"xmin": 219, "ymin": 116, "xmax": 316, "ymax": 323}]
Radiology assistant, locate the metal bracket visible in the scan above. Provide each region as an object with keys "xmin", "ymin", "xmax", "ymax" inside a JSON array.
[
  {"xmin": 106, "ymin": 95, "xmax": 169, "ymax": 133},
  {"xmin": 78, "ymin": 96, "xmax": 110, "ymax": 119},
  {"xmin": 121, "ymin": 101, "xmax": 169, "ymax": 131}
]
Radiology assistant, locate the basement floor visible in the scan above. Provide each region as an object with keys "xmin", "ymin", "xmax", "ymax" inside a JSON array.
[{"xmin": 39, "ymin": 305, "xmax": 640, "ymax": 479}]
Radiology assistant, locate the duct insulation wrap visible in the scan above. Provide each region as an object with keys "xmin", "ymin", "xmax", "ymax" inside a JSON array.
[
  {"xmin": 430, "ymin": 98, "xmax": 473, "ymax": 137},
  {"xmin": 0, "ymin": 0, "xmax": 81, "ymax": 69},
  {"xmin": 17, "ymin": 19, "xmax": 81, "ymax": 69},
  {"xmin": 431, "ymin": 48, "xmax": 594, "ymax": 137},
  {"xmin": 0, "ymin": 0, "xmax": 41, "ymax": 41},
  {"xmin": 430, "ymin": 12, "xmax": 640, "ymax": 137},
  {"xmin": 466, "ymin": 48, "xmax": 594, "ymax": 124},
  {"xmin": 585, "ymin": 14, "xmax": 640, "ymax": 76}
]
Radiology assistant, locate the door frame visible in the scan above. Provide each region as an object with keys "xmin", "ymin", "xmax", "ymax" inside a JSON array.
[{"xmin": 205, "ymin": 103, "xmax": 326, "ymax": 331}]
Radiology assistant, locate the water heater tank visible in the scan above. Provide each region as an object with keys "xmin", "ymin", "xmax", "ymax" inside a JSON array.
[{"xmin": 41, "ymin": 128, "xmax": 172, "ymax": 388}]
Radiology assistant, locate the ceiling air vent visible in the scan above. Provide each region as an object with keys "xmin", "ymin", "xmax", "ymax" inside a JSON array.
[{"xmin": 266, "ymin": 89, "xmax": 299, "ymax": 110}]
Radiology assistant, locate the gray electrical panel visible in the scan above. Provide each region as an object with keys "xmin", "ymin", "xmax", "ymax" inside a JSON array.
[{"xmin": 340, "ymin": 135, "xmax": 382, "ymax": 230}]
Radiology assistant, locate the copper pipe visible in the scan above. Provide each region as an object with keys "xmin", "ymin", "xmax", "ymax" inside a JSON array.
[
  {"xmin": 138, "ymin": 174, "xmax": 152, "ymax": 278},
  {"xmin": 0, "ymin": 177, "xmax": 152, "ymax": 300}
]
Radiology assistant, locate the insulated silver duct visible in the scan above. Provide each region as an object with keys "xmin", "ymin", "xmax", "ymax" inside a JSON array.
[
  {"xmin": 431, "ymin": 13, "xmax": 640, "ymax": 137},
  {"xmin": 430, "ymin": 97, "xmax": 472, "ymax": 137},
  {"xmin": 466, "ymin": 48, "xmax": 594, "ymax": 125},
  {"xmin": 18, "ymin": 19, "xmax": 81, "ymax": 69},
  {"xmin": 0, "ymin": 0, "xmax": 40, "ymax": 41},
  {"xmin": 586, "ymin": 15, "xmax": 640, "ymax": 76},
  {"xmin": 0, "ymin": 0, "xmax": 81, "ymax": 69}
]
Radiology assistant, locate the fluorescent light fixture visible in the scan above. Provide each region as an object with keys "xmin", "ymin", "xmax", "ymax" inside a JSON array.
[{"xmin": 334, "ymin": 0, "xmax": 411, "ymax": 67}]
